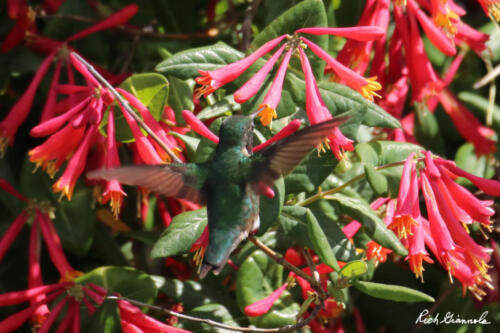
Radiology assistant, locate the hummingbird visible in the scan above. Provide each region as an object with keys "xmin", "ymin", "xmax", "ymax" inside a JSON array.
[{"xmin": 87, "ymin": 115, "xmax": 347, "ymax": 278}]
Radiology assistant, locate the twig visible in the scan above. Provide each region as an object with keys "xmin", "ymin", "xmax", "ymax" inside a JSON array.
[
  {"xmin": 300, "ymin": 247, "xmax": 328, "ymax": 300},
  {"xmin": 240, "ymin": 0, "xmax": 263, "ymax": 51},
  {"xmin": 248, "ymin": 236, "xmax": 318, "ymax": 287},
  {"xmin": 474, "ymin": 62, "xmax": 500, "ymax": 89},
  {"xmin": 107, "ymin": 295, "xmax": 323, "ymax": 332},
  {"xmin": 71, "ymin": 52, "xmax": 183, "ymax": 163},
  {"xmin": 41, "ymin": 13, "xmax": 218, "ymax": 40}
]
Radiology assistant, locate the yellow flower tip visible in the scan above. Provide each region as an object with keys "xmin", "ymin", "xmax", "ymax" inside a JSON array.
[
  {"xmin": 316, "ymin": 138, "xmax": 330, "ymax": 155},
  {"xmin": 434, "ymin": 10, "xmax": 460, "ymax": 37},
  {"xmin": 109, "ymin": 192, "xmax": 123, "ymax": 219},
  {"xmin": 360, "ymin": 77, "xmax": 382, "ymax": 102},
  {"xmin": 395, "ymin": 0, "xmax": 407, "ymax": 6},
  {"xmin": 488, "ymin": 2, "xmax": 500, "ymax": 22},
  {"xmin": 193, "ymin": 246, "xmax": 206, "ymax": 267},
  {"xmin": 59, "ymin": 270, "xmax": 84, "ymax": 283},
  {"xmin": 53, "ymin": 181, "xmax": 74, "ymax": 201},
  {"xmin": 389, "ymin": 215, "xmax": 417, "ymax": 239},
  {"xmin": 257, "ymin": 104, "xmax": 277, "ymax": 127}
]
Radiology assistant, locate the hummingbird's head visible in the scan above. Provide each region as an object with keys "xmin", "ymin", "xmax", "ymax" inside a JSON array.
[{"xmin": 218, "ymin": 115, "xmax": 254, "ymax": 153}]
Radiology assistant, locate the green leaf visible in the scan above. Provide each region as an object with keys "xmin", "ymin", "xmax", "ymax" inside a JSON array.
[
  {"xmin": 54, "ymin": 188, "xmax": 96, "ymax": 257},
  {"xmin": 197, "ymin": 95, "xmax": 240, "ymax": 120},
  {"xmin": 77, "ymin": 266, "xmax": 157, "ymax": 304},
  {"xmin": 84, "ymin": 298, "xmax": 121, "ymax": 333},
  {"xmin": 285, "ymin": 74, "xmax": 400, "ymax": 129},
  {"xmin": 19, "ymin": 156, "xmax": 57, "ymax": 202},
  {"xmin": 252, "ymin": 0, "xmax": 328, "ymax": 79},
  {"xmin": 151, "ymin": 207, "xmax": 207, "ymax": 258},
  {"xmin": 183, "ymin": 304, "xmax": 240, "ymax": 332},
  {"xmin": 454, "ymin": 143, "xmax": 494, "ymax": 181},
  {"xmin": 356, "ymin": 141, "xmax": 422, "ymax": 196},
  {"xmin": 236, "ymin": 250, "xmax": 300, "ymax": 327},
  {"xmin": 120, "ymin": 73, "xmax": 169, "ymax": 118},
  {"xmin": 258, "ymin": 177, "xmax": 285, "ymax": 235},
  {"xmin": 169, "ymin": 132, "xmax": 200, "ymax": 161},
  {"xmin": 329, "ymin": 193, "xmax": 407, "ymax": 256},
  {"xmin": 340, "ymin": 260, "xmax": 368, "ymax": 279},
  {"xmin": 167, "ymin": 76, "xmax": 195, "ymax": 124},
  {"xmin": 306, "ymin": 209, "xmax": 340, "ymax": 271},
  {"xmin": 413, "ymin": 104, "xmax": 445, "ymax": 154},
  {"xmin": 105, "ymin": 73, "xmax": 169, "ymax": 142},
  {"xmin": 278, "ymin": 205, "xmax": 355, "ymax": 261},
  {"xmin": 285, "ymin": 149, "xmax": 339, "ymax": 194},
  {"xmin": 364, "ymin": 163, "xmax": 388, "ymax": 196},
  {"xmin": 155, "ymin": 42, "xmax": 244, "ymax": 79},
  {"xmin": 353, "ymin": 280, "xmax": 435, "ymax": 303}
]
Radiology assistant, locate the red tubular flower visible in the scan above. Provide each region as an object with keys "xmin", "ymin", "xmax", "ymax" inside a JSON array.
[
  {"xmin": 438, "ymin": 89, "xmax": 496, "ymax": 155},
  {"xmin": 365, "ymin": 241, "xmax": 392, "ymax": 266},
  {"xmin": 0, "ymin": 211, "xmax": 28, "ymax": 261},
  {"xmin": 37, "ymin": 211, "xmax": 76, "ymax": 279},
  {"xmin": 436, "ymin": 159, "xmax": 500, "ymax": 196},
  {"xmin": 407, "ymin": 0, "xmax": 456, "ymax": 56},
  {"xmin": 407, "ymin": 219, "xmax": 433, "ymax": 281},
  {"xmin": 195, "ymin": 34, "xmax": 287, "ymax": 97},
  {"xmin": 182, "ymin": 110, "xmax": 219, "ymax": 144},
  {"xmin": 100, "ymin": 110, "xmax": 126, "ymax": 218},
  {"xmin": 253, "ymin": 119, "xmax": 301, "ymax": 152},
  {"xmin": 118, "ymin": 299, "xmax": 192, "ymax": 333},
  {"xmin": 0, "ymin": 52, "xmax": 56, "ymax": 153},
  {"xmin": 37, "ymin": 296, "xmax": 70, "ymax": 333},
  {"xmin": 389, "ymin": 153, "xmax": 420, "ymax": 239},
  {"xmin": 234, "ymin": 44, "xmax": 286, "ymax": 104},
  {"xmin": 455, "ymin": 22, "xmax": 489, "ymax": 55},
  {"xmin": 477, "ymin": 0, "xmax": 500, "ymax": 22},
  {"xmin": 301, "ymin": 37, "xmax": 382, "ymax": 102},
  {"xmin": 1, "ymin": 5, "xmax": 36, "ymax": 53},
  {"xmin": 119, "ymin": 105, "xmax": 164, "ymax": 165},
  {"xmin": 53, "ymin": 125, "xmax": 98, "ymax": 200},
  {"xmin": 298, "ymin": 47, "xmax": 353, "ymax": 160},
  {"xmin": 297, "ymin": 26, "xmax": 385, "ymax": 41},
  {"xmin": 255, "ymin": 48, "xmax": 293, "ymax": 127},
  {"xmin": 244, "ymin": 282, "xmax": 288, "ymax": 317},
  {"xmin": 65, "ymin": 4, "xmax": 139, "ymax": 42}
]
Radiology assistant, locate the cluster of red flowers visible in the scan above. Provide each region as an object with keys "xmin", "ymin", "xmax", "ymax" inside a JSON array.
[{"xmin": 0, "ymin": 180, "xmax": 189, "ymax": 332}]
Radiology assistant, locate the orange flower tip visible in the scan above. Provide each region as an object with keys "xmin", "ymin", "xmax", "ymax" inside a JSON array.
[
  {"xmin": 59, "ymin": 270, "xmax": 84, "ymax": 283},
  {"xmin": 53, "ymin": 181, "xmax": 74, "ymax": 201},
  {"xmin": 193, "ymin": 247, "xmax": 206, "ymax": 267},
  {"xmin": 487, "ymin": 1, "xmax": 500, "ymax": 22},
  {"xmin": 257, "ymin": 104, "xmax": 278, "ymax": 127},
  {"xmin": 0, "ymin": 135, "xmax": 10, "ymax": 157},
  {"xmin": 434, "ymin": 11, "xmax": 460, "ymax": 37},
  {"xmin": 360, "ymin": 77, "xmax": 382, "ymax": 102},
  {"xmin": 395, "ymin": 0, "xmax": 407, "ymax": 6},
  {"xmin": 389, "ymin": 216, "xmax": 417, "ymax": 239},
  {"xmin": 195, "ymin": 85, "xmax": 215, "ymax": 98}
]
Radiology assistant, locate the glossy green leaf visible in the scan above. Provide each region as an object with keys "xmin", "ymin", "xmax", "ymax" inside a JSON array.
[
  {"xmin": 353, "ymin": 280, "xmax": 435, "ymax": 303},
  {"xmin": 84, "ymin": 298, "xmax": 121, "ymax": 333},
  {"xmin": 306, "ymin": 209, "xmax": 340, "ymax": 271},
  {"xmin": 340, "ymin": 260, "xmax": 368, "ymax": 279},
  {"xmin": 169, "ymin": 132, "xmax": 200, "ymax": 161},
  {"xmin": 236, "ymin": 250, "xmax": 300, "ymax": 327},
  {"xmin": 329, "ymin": 193, "xmax": 407, "ymax": 256},
  {"xmin": 285, "ymin": 149, "xmax": 339, "ymax": 194},
  {"xmin": 54, "ymin": 188, "xmax": 96, "ymax": 257},
  {"xmin": 167, "ymin": 76, "xmax": 195, "ymax": 124},
  {"xmin": 197, "ymin": 95, "xmax": 240, "ymax": 120},
  {"xmin": 252, "ymin": 0, "xmax": 328, "ymax": 79},
  {"xmin": 454, "ymin": 142, "xmax": 494, "ymax": 181},
  {"xmin": 364, "ymin": 163, "xmax": 388, "ymax": 196},
  {"xmin": 285, "ymin": 74, "xmax": 400, "ymax": 129},
  {"xmin": 413, "ymin": 104, "xmax": 444, "ymax": 154},
  {"xmin": 77, "ymin": 266, "xmax": 157, "ymax": 304},
  {"xmin": 183, "ymin": 304, "xmax": 240, "ymax": 332},
  {"xmin": 155, "ymin": 42, "xmax": 244, "ymax": 78},
  {"xmin": 258, "ymin": 177, "xmax": 285, "ymax": 235},
  {"xmin": 151, "ymin": 207, "xmax": 207, "ymax": 258}
]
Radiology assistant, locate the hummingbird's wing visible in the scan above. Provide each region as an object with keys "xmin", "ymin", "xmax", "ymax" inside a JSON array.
[
  {"xmin": 87, "ymin": 163, "xmax": 207, "ymax": 205},
  {"xmin": 249, "ymin": 116, "xmax": 349, "ymax": 186}
]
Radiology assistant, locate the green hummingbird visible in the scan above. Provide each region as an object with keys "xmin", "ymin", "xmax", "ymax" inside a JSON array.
[{"xmin": 87, "ymin": 115, "xmax": 347, "ymax": 278}]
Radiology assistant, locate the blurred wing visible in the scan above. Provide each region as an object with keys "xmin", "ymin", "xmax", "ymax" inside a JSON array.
[
  {"xmin": 250, "ymin": 116, "xmax": 348, "ymax": 186},
  {"xmin": 87, "ymin": 163, "xmax": 207, "ymax": 205}
]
